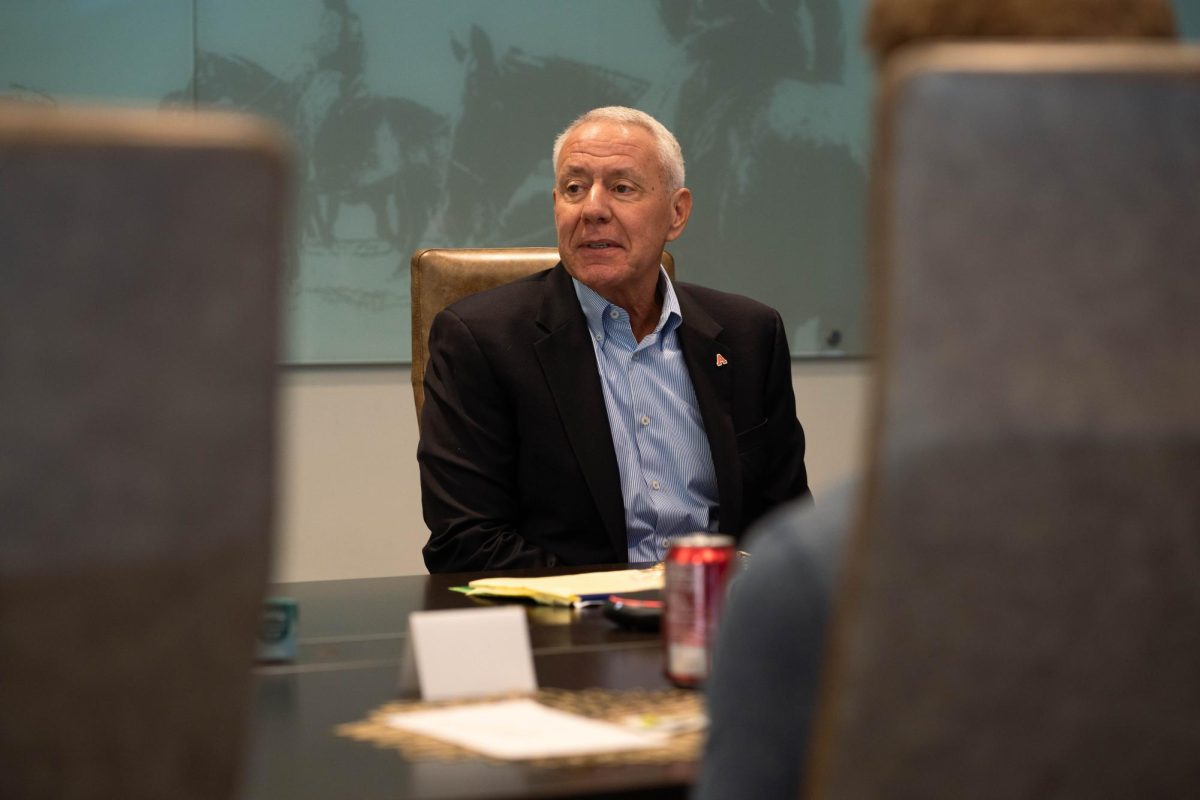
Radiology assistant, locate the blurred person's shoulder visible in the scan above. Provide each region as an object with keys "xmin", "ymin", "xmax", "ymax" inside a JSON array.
[{"xmin": 739, "ymin": 482, "xmax": 856, "ymax": 593}]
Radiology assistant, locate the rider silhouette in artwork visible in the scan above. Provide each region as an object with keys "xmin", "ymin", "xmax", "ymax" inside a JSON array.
[
  {"xmin": 433, "ymin": 24, "xmax": 649, "ymax": 248},
  {"xmin": 294, "ymin": 0, "xmax": 365, "ymax": 200},
  {"xmin": 652, "ymin": 0, "xmax": 867, "ymax": 353},
  {"xmin": 168, "ymin": 0, "xmax": 447, "ymax": 259},
  {"xmin": 297, "ymin": 0, "xmax": 447, "ymax": 253}
]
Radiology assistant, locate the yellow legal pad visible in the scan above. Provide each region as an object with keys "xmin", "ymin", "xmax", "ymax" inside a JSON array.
[{"xmin": 461, "ymin": 566, "xmax": 663, "ymax": 607}]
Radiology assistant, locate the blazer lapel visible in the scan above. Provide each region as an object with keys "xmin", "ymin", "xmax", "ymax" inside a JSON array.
[
  {"xmin": 676, "ymin": 287, "xmax": 742, "ymax": 533},
  {"xmin": 533, "ymin": 265, "xmax": 627, "ymax": 557}
]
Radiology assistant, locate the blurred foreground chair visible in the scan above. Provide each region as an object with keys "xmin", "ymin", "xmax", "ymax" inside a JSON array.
[
  {"xmin": 410, "ymin": 247, "xmax": 675, "ymax": 423},
  {"xmin": 0, "ymin": 104, "xmax": 289, "ymax": 799},
  {"xmin": 807, "ymin": 44, "xmax": 1200, "ymax": 798}
]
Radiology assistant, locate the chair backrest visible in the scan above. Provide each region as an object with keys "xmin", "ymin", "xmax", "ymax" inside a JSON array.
[
  {"xmin": 808, "ymin": 44, "xmax": 1200, "ymax": 799},
  {"xmin": 410, "ymin": 247, "xmax": 675, "ymax": 422},
  {"xmin": 0, "ymin": 104, "xmax": 288, "ymax": 799}
]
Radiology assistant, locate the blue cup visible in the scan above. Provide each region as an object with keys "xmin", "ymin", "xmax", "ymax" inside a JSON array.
[{"xmin": 256, "ymin": 596, "xmax": 298, "ymax": 663}]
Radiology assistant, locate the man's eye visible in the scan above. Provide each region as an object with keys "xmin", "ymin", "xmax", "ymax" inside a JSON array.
[
  {"xmin": 564, "ymin": 183, "xmax": 584, "ymax": 195},
  {"xmin": 613, "ymin": 184, "xmax": 633, "ymax": 194}
]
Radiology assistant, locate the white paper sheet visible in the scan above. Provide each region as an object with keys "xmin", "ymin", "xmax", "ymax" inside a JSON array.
[{"xmin": 385, "ymin": 698, "xmax": 662, "ymax": 760}]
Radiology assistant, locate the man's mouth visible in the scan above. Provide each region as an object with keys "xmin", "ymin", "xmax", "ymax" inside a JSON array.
[{"xmin": 583, "ymin": 240, "xmax": 619, "ymax": 250}]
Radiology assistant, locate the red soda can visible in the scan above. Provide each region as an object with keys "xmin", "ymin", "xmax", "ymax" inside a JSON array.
[{"xmin": 663, "ymin": 533, "xmax": 736, "ymax": 687}]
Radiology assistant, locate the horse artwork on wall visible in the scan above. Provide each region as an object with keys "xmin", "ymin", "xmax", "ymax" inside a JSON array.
[{"xmin": 152, "ymin": 0, "xmax": 869, "ymax": 363}]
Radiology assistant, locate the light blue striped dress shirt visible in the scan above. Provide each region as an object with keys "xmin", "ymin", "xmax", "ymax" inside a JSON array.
[{"xmin": 573, "ymin": 269, "xmax": 719, "ymax": 563}]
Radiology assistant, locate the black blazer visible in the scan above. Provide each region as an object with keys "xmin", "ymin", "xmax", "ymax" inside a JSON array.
[{"xmin": 417, "ymin": 264, "xmax": 809, "ymax": 572}]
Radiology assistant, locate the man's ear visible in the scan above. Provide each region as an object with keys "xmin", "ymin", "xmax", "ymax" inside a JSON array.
[{"xmin": 665, "ymin": 187, "xmax": 692, "ymax": 242}]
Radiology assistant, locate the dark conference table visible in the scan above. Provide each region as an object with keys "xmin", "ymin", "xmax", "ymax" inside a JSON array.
[{"xmin": 241, "ymin": 567, "xmax": 695, "ymax": 800}]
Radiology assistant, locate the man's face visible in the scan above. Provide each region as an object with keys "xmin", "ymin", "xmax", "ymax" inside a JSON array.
[{"xmin": 553, "ymin": 120, "xmax": 691, "ymax": 307}]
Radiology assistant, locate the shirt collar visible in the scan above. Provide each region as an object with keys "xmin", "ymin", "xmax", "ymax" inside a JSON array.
[{"xmin": 573, "ymin": 266, "xmax": 682, "ymax": 345}]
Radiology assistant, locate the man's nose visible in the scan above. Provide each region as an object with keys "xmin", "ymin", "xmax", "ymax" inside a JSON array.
[{"xmin": 582, "ymin": 185, "xmax": 612, "ymax": 223}]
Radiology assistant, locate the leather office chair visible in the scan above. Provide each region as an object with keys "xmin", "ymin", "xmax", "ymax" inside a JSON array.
[
  {"xmin": 806, "ymin": 44, "xmax": 1200, "ymax": 798},
  {"xmin": 0, "ymin": 104, "xmax": 289, "ymax": 799},
  {"xmin": 410, "ymin": 247, "xmax": 675, "ymax": 423}
]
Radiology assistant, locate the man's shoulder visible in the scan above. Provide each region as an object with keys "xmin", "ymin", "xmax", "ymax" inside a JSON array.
[
  {"xmin": 674, "ymin": 281, "xmax": 783, "ymax": 325},
  {"xmin": 742, "ymin": 483, "xmax": 851, "ymax": 598}
]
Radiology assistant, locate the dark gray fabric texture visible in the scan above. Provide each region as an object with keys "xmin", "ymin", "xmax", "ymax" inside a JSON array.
[
  {"xmin": 693, "ymin": 485, "xmax": 849, "ymax": 800},
  {"xmin": 0, "ymin": 106, "xmax": 287, "ymax": 800},
  {"xmin": 810, "ymin": 44, "xmax": 1200, "ymax": 799}
]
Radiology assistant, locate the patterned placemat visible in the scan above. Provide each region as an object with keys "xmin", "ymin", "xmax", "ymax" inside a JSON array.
[{"xmin": 336, "ymin": 687, "xmax": 705, "ymax": 767}]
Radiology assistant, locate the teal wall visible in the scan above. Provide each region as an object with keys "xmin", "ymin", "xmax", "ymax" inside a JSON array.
[{"xmin": 2, "ymin": 0, "xmax": 1196, "ymax": 364}]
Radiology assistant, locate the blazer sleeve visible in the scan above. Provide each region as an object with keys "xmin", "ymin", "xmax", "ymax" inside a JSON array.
[
  {"xmin": 417, "ymin": 308, "xmax": 559, "ymax": 572},
  {"xmin": 755, "ymin": 310, "xmax": 811, "ymax": 513}
]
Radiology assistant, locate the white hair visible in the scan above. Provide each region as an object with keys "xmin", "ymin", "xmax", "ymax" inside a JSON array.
[{"xmin": 552, "ymin": 106, "xmax": 686, "ymax": 193}]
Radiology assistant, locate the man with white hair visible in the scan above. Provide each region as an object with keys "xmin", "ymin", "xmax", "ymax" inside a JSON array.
[{"xmin": 418, "ymin": 106, "xmax": 810, "ymax": 572}]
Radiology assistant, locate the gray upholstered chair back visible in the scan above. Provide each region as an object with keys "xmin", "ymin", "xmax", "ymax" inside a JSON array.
[
  {"xmin": 410, "ymin": 247, "xmax": 675, "ymax": 423},
  {"xmin": 809, "ymin": 44, "xmax": 1200, "ymax": 798},
  {"xmin": 0, "ymin": 104, "xmax": 289, "ymax": 799}
]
